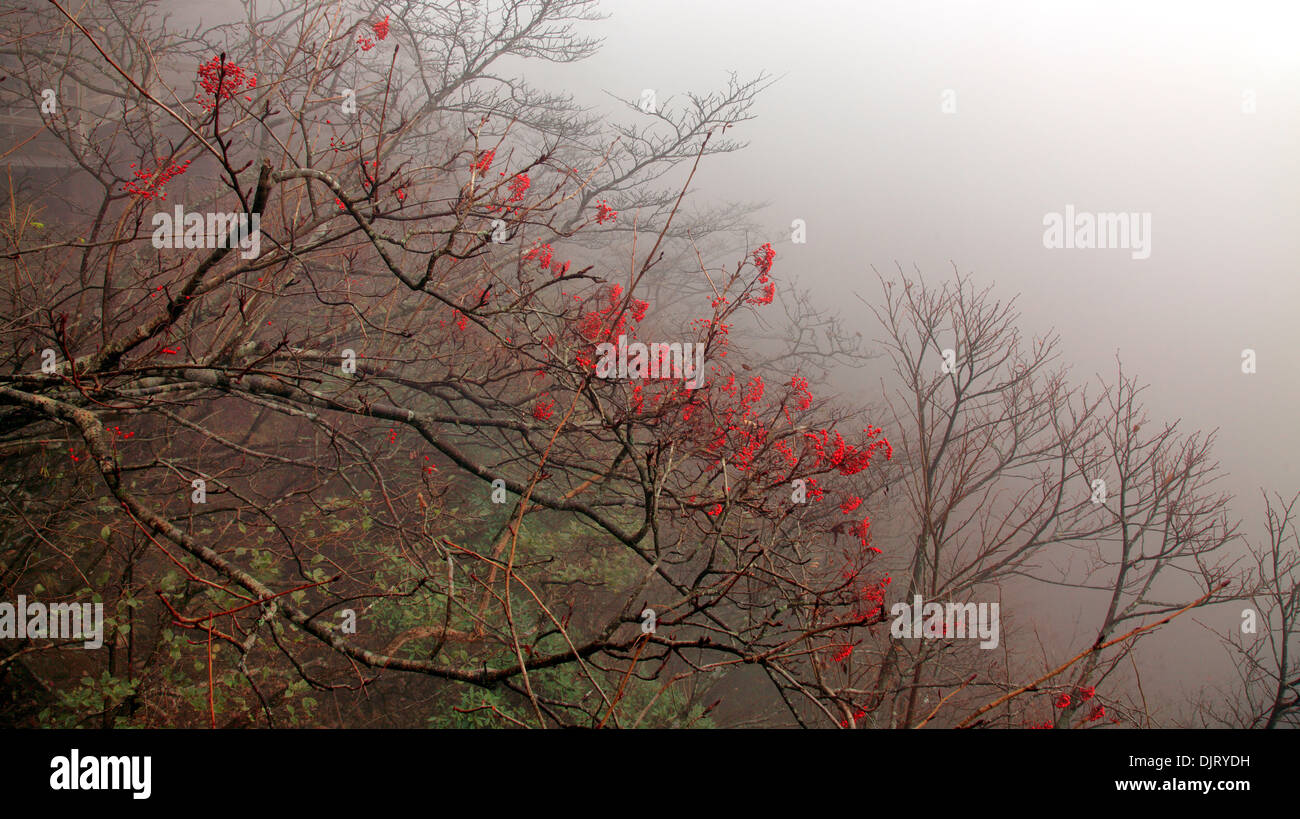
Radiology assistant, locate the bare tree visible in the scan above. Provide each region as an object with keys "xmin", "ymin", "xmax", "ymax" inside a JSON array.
[
  {"xmin": 848, "ymin": 268, "xmax": 1242, "ymax": 729},
  {"xmin": 1202, "ymin": 491, "xmax": 1300, "ymax": 728}
]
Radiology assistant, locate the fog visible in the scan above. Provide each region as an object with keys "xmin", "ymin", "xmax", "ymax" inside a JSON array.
[{"xmin": 521, "ymin": 0, "xmax": 1300, "ymax": 714}]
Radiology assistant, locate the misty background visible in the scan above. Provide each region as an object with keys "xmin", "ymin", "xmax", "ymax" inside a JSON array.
[{"xmin": 515, "ymin": 0, "xmax": 1300, "ymax": 717}]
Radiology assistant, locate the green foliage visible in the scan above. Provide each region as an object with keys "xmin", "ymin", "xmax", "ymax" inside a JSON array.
[
  {"xmin": 38, "ymin": 670, "xmax": 138, "ymax": 729},
  {"xmin": 429, "ymin": 665, "xmax": 716, "ymax": 729}
]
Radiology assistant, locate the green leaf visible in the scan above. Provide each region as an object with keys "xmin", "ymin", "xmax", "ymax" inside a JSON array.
[{"xmin": 100, "ymin": 525, "xmax": 111, "ymax": 541}]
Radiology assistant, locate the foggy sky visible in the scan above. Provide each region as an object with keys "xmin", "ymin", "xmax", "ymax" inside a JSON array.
[{"xmin": 521, "ymin": 0, "xmax": 1300, "ymax": 718}]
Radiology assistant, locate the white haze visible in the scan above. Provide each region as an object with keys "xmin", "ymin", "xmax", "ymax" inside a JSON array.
[{"xmin": 519, "ymin": 0, "xmax": 1300, "ymax": 718}]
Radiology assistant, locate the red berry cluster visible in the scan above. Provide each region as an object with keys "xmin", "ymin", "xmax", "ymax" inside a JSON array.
[
  {"xmin": 196, "ymin": 56, "xmax": 256, "ymax": 111},
  {"xmin": 849, "ymin": 518, "xmax": 875, "ymax": 551},
  {"xmin": 836, "ymin": 573, "xmax": 889, "ymax": 620},
  {"xmin": 507, "ymin": 173, "xmax": 530, "ymax": 202},
  {"xmin": 532, "ymin": 398, "xmax": 555, "ymax": 420},
  {"xmin": 804, "ymin": 477, "xmax": 826, "ymax": 503},
  {"xmin": 802, "ymin": 425, "xmax": 892, "ymax": 477},
  {"xmin": 124, "ymin": 159, "xmax": 191, "ymax": 200},
  {"xmin": 595, "ymin": 199, "xmax": 618, "ymax": 224},
  {"xmin": 790, "ymin": 375, "xmax": 813, "ymax": 411},
  {"xmin": 523, "ymin": 243, "xmax": 572, "ymax": 277},
  {"xmin": 839, "ymin": 706, "xmax": 869, "ymax": 728},
  {"xmin": 746, "ymin": 242, "xmax": 777, "ymax": 305},
  {"xmin": 752, "ymin": 242, "xmax": 775, "ymax": 276},
  {"xmin": 572, "ymin": 284, "xmax": 647, "ymax": 346},
  {"xmin": 471, "ymin": 149, "xmax": 495, "ymax": 175}
]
